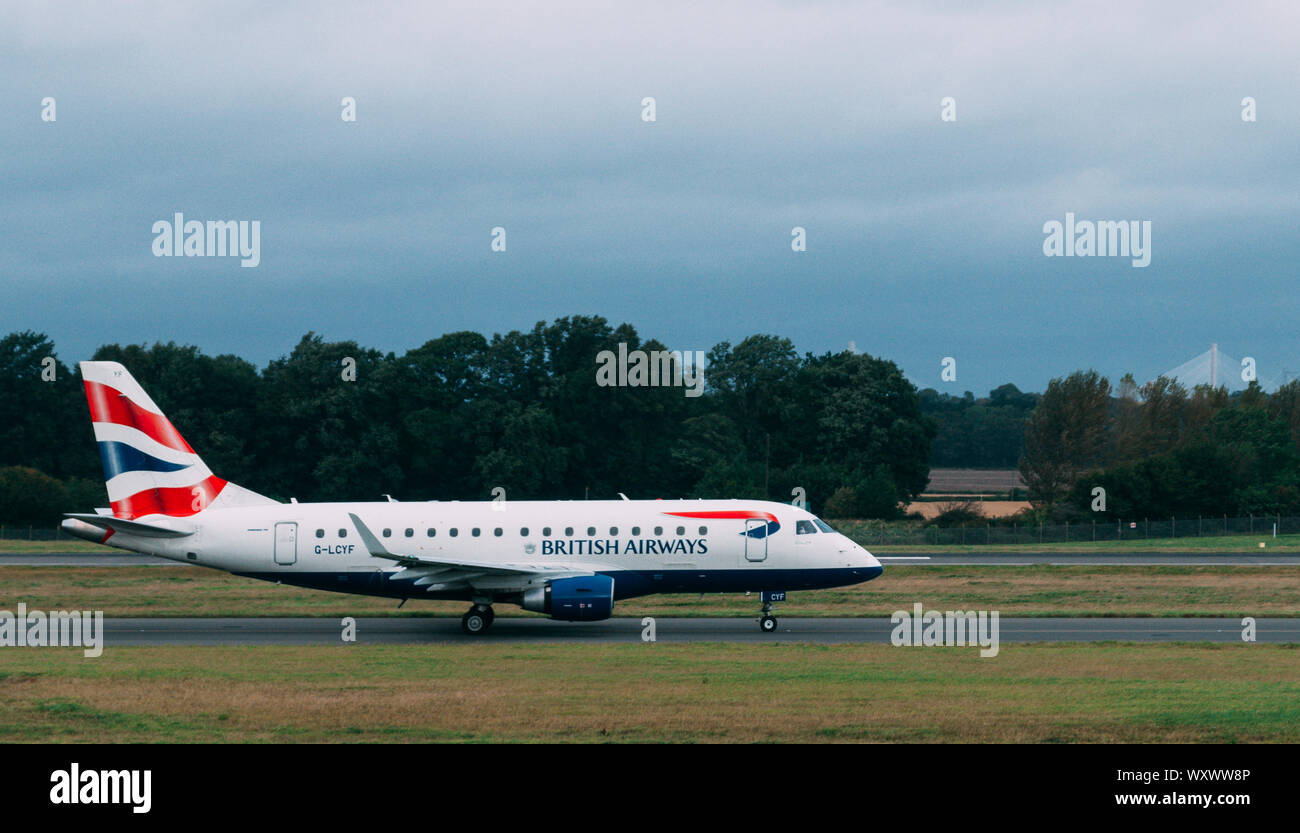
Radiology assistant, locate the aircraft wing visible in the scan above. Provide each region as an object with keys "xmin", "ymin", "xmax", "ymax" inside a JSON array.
[{"xmin": 348, "ymin": 512, "xmax": 594, "ymax": 590}]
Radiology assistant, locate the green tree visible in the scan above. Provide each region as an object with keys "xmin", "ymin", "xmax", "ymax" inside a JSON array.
[
  {"xmin": 0, "ymin": 466, "xmax": 69, "ymax": 526},
  {"xmin": 821, "ymin": 486, "xmax": 859, "ymax": 519},
  {"xmin": 801, "ymin": 351, "xmax": 934, "ymax": 500},
  {"xmin": 253, "ymin": 333, "xmax": 403, "ymax": 501},
  {"xmin": 704, "ymin": 335, "xmax": 801, "ymax": 468},
  {"xmin": 1019, "ymin": 370, "xmax": 1111, "ymax": 505},
  {"xmin": 0, "ymin": 332, "xmax": 87, "ymax": 479},
  {"xmin": 1073, "ymin": 403, "xmax": 1300, "ymax": 517},
  {"xmin": 919, "ymin": 384, "xmax": 1036, "ymax": 468},
  {"xmin": 1267, "ymin": 380, "xmax": 1300, "ymax": 453},
  {"xmin": 1135, "ymin": 376, "xmax": 1188, "ymax": 456}
]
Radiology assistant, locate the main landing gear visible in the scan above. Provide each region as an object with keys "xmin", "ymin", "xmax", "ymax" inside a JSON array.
[{"xmin": 462, "ymin": 603, "xmax": 495, "ymax": 635}]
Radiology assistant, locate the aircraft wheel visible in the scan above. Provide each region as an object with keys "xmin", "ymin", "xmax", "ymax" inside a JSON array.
[
  {"xmin": 760, "ymin": 615, "xmax": 778, "ymax": 633},
  {"xmin": 462, "ymin": 607, "xmax": 491, "ymax": 635}
]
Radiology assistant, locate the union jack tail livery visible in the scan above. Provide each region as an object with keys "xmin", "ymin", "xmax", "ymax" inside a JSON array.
[{"xmin": 79, "ymin": 361, "xmax": 276, "ymax": 520}]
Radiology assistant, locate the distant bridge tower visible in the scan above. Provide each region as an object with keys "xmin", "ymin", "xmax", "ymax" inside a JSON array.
[{"xmin": 1160, "ymin": 343, "xmax": 1250, "ymax": 392}]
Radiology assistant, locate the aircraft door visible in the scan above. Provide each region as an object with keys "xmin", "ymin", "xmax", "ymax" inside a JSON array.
[
  {"xmin": 744, "ymin": 519, "xmax": 768, "ymax": 562},
  {"xmin": 274, "ymin": 522, "xmax": 298, "ymax": 565}
]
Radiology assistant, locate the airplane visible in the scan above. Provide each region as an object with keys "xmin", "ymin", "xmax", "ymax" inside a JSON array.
[{"xmin": 61, "ymin": 361, "xmax": 885, "ymax": 634}]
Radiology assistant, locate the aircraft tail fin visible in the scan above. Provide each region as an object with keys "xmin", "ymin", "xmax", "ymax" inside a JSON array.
[{"xmin": 78, "ymin": 361, "xmax": 278, "ymax": 519}]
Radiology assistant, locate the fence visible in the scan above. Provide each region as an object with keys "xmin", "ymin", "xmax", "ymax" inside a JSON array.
[
  {"xmin": 0, "ymin": 525, "xmax": 75, "ymax": 542},
  {"xmin": 844, "ymin": 514, "xmax": 1300, "ymax": 547}
]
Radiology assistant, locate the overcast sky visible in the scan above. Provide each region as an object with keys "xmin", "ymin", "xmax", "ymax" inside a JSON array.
[{"xmin": 3, "ymin": 1, "xmax": 1297, "ymax": 394}]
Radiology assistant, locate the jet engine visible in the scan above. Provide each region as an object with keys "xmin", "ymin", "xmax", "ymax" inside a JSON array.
[{"xmin": 523, "ymin": 575, "xmax": 615, "ymax": 621}]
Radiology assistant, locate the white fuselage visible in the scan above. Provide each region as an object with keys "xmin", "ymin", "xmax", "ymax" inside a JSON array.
[{"xmin": 96, "ymin": 498, "xmax": 883, "ymax": 603}]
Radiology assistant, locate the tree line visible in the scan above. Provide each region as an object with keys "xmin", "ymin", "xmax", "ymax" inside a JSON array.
[
  {"xmin": 1020, "ymin": 370, "xmax": 1300, "ymax": 520},
  {"xmin": 5, "ymin": 321, "xmax": 1295, "ymax": 529},
  {"xmin": 0, "ymin": 320, "xmax": 934, "ymax": 525},
  {"xmin": 918, "ymin": 384, "xmax": 1039, "ymax": 469}
]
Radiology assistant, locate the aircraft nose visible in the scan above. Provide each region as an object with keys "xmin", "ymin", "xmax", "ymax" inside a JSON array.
[{"xmin": 838, "ymin": 537, "xmax": 882, "ymax": 578}]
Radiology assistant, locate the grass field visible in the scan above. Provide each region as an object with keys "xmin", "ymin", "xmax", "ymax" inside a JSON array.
[
  {"xmin": 2, "ymin": 564, "xmax": 1298, "ymax": 618},
  {"xmin": 1, "ymin": 643, "xmax": 1296, "ymax": 742}
]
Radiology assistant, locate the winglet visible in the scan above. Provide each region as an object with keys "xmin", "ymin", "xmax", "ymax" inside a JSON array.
[{"xmin": 349, "ymin": 512, "xmax": 397, "ymax": 558}]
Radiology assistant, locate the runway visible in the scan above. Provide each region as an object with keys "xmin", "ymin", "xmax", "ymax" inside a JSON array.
[
  {"xmin": 5, "ymin": 551, "xmax": 1298, "ymax": 566},
  {"xmin": 95, "ymin": 616, "xmax": 1299, "ymax": 645}
]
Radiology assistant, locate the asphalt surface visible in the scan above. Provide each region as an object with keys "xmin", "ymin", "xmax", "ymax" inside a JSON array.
[
  {"xmin": 94, "ymin": 616, "xmax": 1298, "ymax": 645},
  {"xmin": 6, "ymin": 551, "xmax": 1299, "ymax": 566}
]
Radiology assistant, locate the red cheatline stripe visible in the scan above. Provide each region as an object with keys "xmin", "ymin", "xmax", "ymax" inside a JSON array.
[
  {"xmin": 110, "ymin": 475, "xmax": 227, "ymax": 519},
  {"xmin": 663, "ymin": 510, "xmax": 777, "ymax": 523},
  {"xmin": 84, "ymin": 380, "xmax": 194, "ymax": 453}
]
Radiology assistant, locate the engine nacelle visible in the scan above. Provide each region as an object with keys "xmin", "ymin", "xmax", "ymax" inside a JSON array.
[{"xmin": 523, "ymin": 575, "xmax": 615, "ymax": 621}]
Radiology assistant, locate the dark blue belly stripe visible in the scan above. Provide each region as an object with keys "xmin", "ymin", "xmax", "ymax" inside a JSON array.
[{"xmin": 231, "ymin": 566, "xmax": 884, "ymax": 604}]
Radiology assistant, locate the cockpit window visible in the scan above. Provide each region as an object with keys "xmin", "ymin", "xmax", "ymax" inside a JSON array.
[
  {"xmin": 813, "ymin": 519, "xmax": 835, "ymax": 533},
  {"xmin": 796, "ymin": 520, "xmax": 818, "ymax": 535}
]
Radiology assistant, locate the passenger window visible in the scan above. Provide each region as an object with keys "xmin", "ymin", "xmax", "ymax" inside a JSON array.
[
  {"xmin": 676, "ymin": 526, "xmax": 685, "ymax": 535},
  {"xmin": 587, "ymin": 526, "xmax": 596, "ymax": 536},
  {"xmin": 632, "ymin": 526, "xmax": 640, "ymax": 535},
  {"xmin": 494, "ymin": 528, "xmax": 503, "ymax": 537},
  {"xmin": 427, "ymin": 528, "xmax": 436, "ymax": 537},
  {"xmin": 338, "ymin": 529, "xmax": 347, "ymax": 538},
  {"xmin": 565, "ymin": 527, "xmax": 574, "ymax": 536},
  {"xmin": 542, "ymin": 527, "xmax": 551, "ymax": 536},
  {"xmin": 698, "ymin": 526, "xmax": 707, "ymax": 535},
  {"xmin": 382, "ymin": 528, "xmax": 391, "ymax": 538},
  {"xmin": 315, "ymin": 529, "xmax": 324, "ymax": 538},
  {"xmin": 404, "ymin": 528, "xmax": 414, "ymax": 537},
  {"xmin": 797, "ymin": 520, "xmax": 818, "ymax": 535},
  {"xmin": 610, "ymin": 527, "xmax": 618, "ymax": 535},
  {"xmin": 449, "ymin": 528, "xmax": 458, "ymax": 537},
  {"xmin": 520, "ymin": 527, "xmax": 529, "ymax": 536},
  {"xmin": 472, "ymin": 528, "xmax": 481, "ymax": 537},
  {"xmin": 654, "ymin": 526, "xmax": 663, "ymax": 536}
]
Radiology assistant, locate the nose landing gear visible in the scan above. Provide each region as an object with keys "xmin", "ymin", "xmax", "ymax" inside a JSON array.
[{"xmin": 757, "ymin": 590, "xmax": 785, "ymax": 633}]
